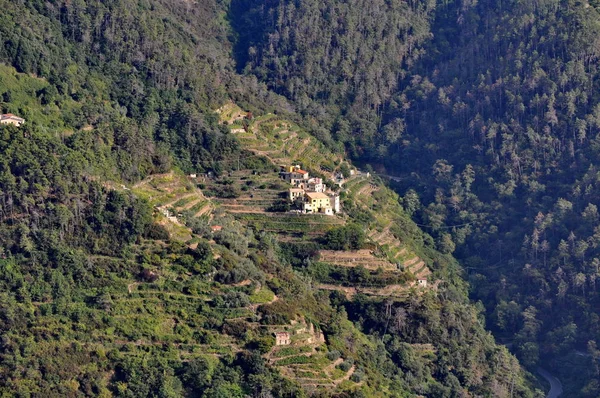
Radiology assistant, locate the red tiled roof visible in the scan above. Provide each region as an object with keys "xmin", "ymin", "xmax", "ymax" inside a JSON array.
[{"xmin": 1, "ymin": 114, "xmax": 24, "ymax": 120}]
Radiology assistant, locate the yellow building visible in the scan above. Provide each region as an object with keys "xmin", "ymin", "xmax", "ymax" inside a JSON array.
[{"xmin": 304, "ymin": 192, "xmax": 331, "ymax": 213}]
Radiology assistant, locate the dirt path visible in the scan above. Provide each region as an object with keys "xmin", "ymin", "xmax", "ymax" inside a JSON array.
[
  {"xmin": 324, "ymin": 358, "xmax": 344, "ymax": 372},
  {"xmin": 333, "ymin": 365, "xmax": 355, "ymax": 385},
  {"xmin": 318, "ymin": 284, "xmax": 357, "ymax": 298}
]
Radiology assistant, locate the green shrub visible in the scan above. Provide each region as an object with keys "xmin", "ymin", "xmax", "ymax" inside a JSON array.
[
  {"xmin": 338, "ymin": 359, "xmax": 354, "ymax": 372},
  {"xmin": 326, "ymin": 350, "xmax": 342, "ymax": 361}
]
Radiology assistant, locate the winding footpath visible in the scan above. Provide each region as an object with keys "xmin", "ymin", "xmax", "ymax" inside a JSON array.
[{"xmin": 537, "ymin": 367, "xmax": 563, "ymax": 398}]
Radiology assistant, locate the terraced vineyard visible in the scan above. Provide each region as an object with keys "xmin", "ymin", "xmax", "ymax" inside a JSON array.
[
  {"xmin": 235, "ymin": 213, "xmax": 344, "ymax": 237},
  {"xmin": 345, "ymin": 176, "xmax": 433, "ymax": 281},
  {"xmin": 93, "ymin": 107, "xmax": 440, "ymax": 393},
  {"xmin": 317, "ymin": 250, "xmax": 397, "ymax": 271},
  {"xmin": 265, "ymin": 320, "xmax": 360, "ymax": 390},
  {"xmin": 227, "ymin": 113, "xmax": 344, "ymax": 178},
  {"xmin": 213, "ymin": 105, "xmax": 436, "ymax": 302}
]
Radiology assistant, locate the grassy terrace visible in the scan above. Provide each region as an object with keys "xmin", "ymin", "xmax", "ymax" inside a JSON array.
[
  {"xmin": 343, "ymin": 175, "xmax": 433, "ymax": 279},
  {"xmin": 228, "ymin": 113, "xmax": 345, "ymax": 178},
  {"xmin": 214, "ymin": 104, "xmax": 435, "ymax": 297},
  {"xmin": 234, "ymin": 213, "xmax": 344, "ymax": 236}
]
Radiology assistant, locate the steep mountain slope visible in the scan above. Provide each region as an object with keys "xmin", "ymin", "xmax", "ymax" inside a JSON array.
[
  {"xmin": 232, "ymin": 0, "xmax": 436, "ymax": 151},
  {"xmin": 385, "ymin": 0, "xmax": 600, "ymax": 390},
  {"xmin": 234, "ymin": 0, "xmax": 600, "ymax": 394},
  {"xmin": 0, "ymin": 0, "xmax": 542, "ymax": 396}
]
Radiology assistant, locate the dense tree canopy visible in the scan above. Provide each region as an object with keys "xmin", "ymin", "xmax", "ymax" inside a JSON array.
[
  {"xmin": 0, "ymin": 0, "xmax": 574, "ymax": 395},
  {"xmin": 236, "ymin": 0, "xmax": 600, "ymax": 395}
]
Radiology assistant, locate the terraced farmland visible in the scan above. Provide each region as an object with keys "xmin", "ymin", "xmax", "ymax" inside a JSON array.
[
  {"xmin": 344, "ymin": 175, "xmax": 433, "ymax": 281},
  {"xmin": 265, "ymin": 320, "xmax": 360, "ymax": 391},
  {"xmin": 225, "ymin": 113, "xmax": 344, "ymax": 178},
  {"xmin": 318, "ymin": 250, "xmax": 397, "ymax": 271},
  {"xmin": 234, "ymin": 213, "xmax": 344, "ymax": 237}
]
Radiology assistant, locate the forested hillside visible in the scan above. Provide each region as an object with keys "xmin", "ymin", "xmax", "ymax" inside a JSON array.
[
  {"xmin": 0, "ymin": 0, "xmax": 542, "ymax": 397},
  {"xmin": 233, "ymin": 0, "xmax": 435, "ymax": 150},
  {"xmin": 235, "ymin": 0, "xmax": 600, "ymax": 395}
]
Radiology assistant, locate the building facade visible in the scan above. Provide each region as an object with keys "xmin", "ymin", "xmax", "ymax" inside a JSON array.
[
  {"xmin": 275, "ymin": 332, "xmax": 291, "ymax": 346},
  {"xmin": 0, "ymin": 114, "xmax": 25, "ymax": 127}
]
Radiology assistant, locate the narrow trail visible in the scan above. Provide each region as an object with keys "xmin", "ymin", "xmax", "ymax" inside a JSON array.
[
  {"xmin": 324, "ymin": 358, "xmax": 343, "ymax": 372},
  {"xmin": 334, "ymin": 365, "xmax": 355, "ymax": 385}
]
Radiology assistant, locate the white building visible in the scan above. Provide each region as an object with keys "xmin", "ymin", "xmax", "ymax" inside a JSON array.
[
  {"xmin": 307, "ymin": 177, "xmax": 326, "ymax": 193},
  {"xmin": 275, "ymin": 332, "xmax": 291, "ymax": 346},
  {"xmin": 328, "ymin": 194, "xmax": 340, "ymax": 213},
  {"xmin": 0, "ymin": 114, "xmax": 25, "ymax": 127}
]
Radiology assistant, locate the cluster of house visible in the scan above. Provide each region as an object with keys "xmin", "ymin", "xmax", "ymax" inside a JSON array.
[
  {"xmin": 0, "ymin": 114, "xmax": 25, "ymax": 127},
  {"xmin": 281, "ymin": 165, "xmax": 340, "ymax": 216}
]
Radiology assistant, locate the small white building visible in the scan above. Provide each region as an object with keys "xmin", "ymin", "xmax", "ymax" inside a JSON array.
[
  {"xmin": 307, "ymin": 177, "xmax": 326, "ymax": 193},
  {"xmin": 320, "ymin": 207, "xmax": 334, "ymax": 216},
  {"xmin": 275, "ymin": 332, "xmax": 291, "ymax": 346},
  {"xmin": 328, "ymin": 194, "xmax": 340, "ymax": 213},
  {"xmin": 0, "ymin": 114, "xmax": 25, "ymax": 127},
  {"xmin": 417, "ymin": 278, "xmax": 428, "ymax": 288}
]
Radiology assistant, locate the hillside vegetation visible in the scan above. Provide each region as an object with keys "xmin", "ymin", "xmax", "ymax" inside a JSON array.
[
  {"xmin": 0, "ymin": 0, "xmax": 546, "ymax": 396},
  {"xmin": 235, "ymin": 0, "xmax": 600, "ymax": 395}
]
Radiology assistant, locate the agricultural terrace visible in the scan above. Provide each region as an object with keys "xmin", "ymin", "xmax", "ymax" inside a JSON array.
[
  {"xmin": 223, "ymin": 111, "xmax": 344, "ymax": 178},
  {"xmin": 214, "ymin": 105, "xmax": 436, "ymax": 298}
]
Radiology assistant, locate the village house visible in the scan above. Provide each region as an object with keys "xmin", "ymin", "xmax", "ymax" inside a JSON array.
[
  {"xmin": 0, "ymin": 114, "xmax": 25, "ymax": 127},
  {"xmin": 288, "ymin": 187, "xmax": 305, "ymax": 202},
  {"xmin": 281, "ymin": 165, "xmax": 310, "ymax": 187},
  {"xmin": 417, "ymin": 278, "xmax": 428, "ymax": 288},
  {"xmin": 303, "ymin": 192, "xmax": 333, "ymax": 215},
  {"xmin": 210, "ymin": 225, "xmax": 223, "ymax": 233},
  {"xmin": 274, "ymin": 332, "xmax": 291, "ymax": 346},
  {"xmin": 307, "ymin": 177, "xmax": 326, "ymax": 193},
  {"xmin": 288, "ymin": 165, "xmax": 309, "ymax": 178},
  {"xmin": 281, "ymin": 164, "xmax": 340, "ymax": 216},
  {"xmin": 328, "ymin": 193, "xmax": 341, "ymax": 213}
]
